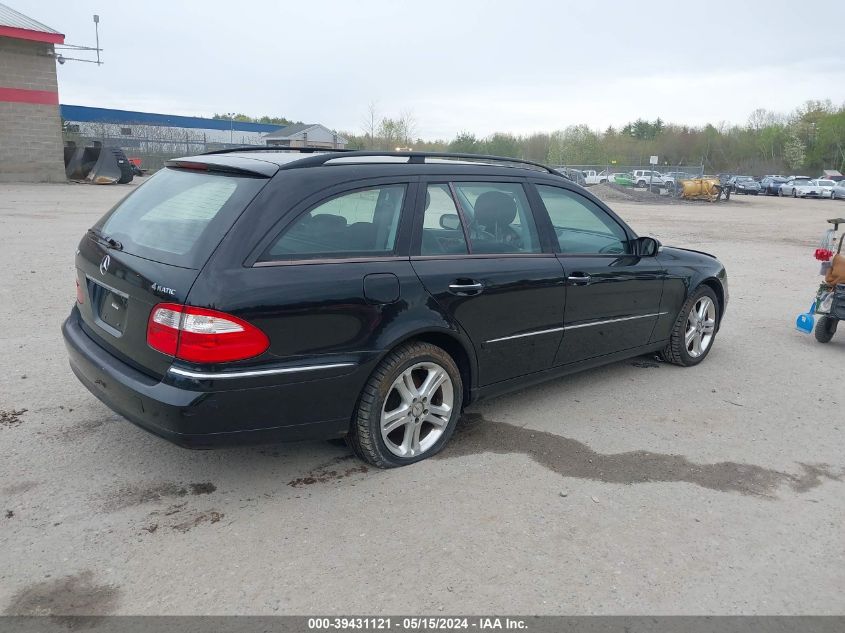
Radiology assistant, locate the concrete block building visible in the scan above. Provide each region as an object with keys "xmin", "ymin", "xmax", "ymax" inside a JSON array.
[{"xmin": 0, "ymin": 3, "xmax": 65, "ymax": 182}]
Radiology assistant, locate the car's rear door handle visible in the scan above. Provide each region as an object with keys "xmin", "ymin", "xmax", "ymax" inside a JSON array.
[
  {"xmin": 448, "ymin": 280, "xmax": 484, "ymax": 295},
  {"xmin": 567, "ymin": 273, "xmax": 592, "ymax": 285}
]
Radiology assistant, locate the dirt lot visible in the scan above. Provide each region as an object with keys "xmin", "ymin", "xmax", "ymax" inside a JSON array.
[{"xmin": 0, "ymin": 181, "xmax": 843, "ymax": 615}]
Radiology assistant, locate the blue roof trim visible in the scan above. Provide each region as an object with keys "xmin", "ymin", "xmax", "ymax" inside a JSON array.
[{"xmin": 59, "ymin": 104, "xmax": 285, "ymax": 133}]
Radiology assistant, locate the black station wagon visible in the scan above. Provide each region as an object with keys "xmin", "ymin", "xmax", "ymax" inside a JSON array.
[{"xmin": 63, "ymin": 150, "xmax": 728, "ymax": 467}]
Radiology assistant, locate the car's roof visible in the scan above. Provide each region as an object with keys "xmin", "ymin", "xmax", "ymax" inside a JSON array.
[{"xmin": 168, "ymin": 149, "xmax": 569, "ymax": 181}]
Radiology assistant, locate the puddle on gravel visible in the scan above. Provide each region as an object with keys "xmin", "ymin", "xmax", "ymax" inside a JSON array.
[
  {"xmin": 102, "ymin": 481, "xmax": 217, "ymax": 512},
  {"xmin": 287, "ymin": 454, "xmax": 368, "ymax": 487},
  {"xmin": 0, "ymin": 409, "xmax": 27, "ymax": 428},
  {"xmin": 438, "ymin": 413, "xmax": 842, "ymax": 497},
  {"xmin": 2, "ymin": 481, "xmax": 40, "ymax": 496},
  {"xmin": 56, "ymin": 417, "xmax": 112, "ymax": 442},
  {"xmin": 3, "ymin": 570, "xmax": 120, "ymax": 616}
]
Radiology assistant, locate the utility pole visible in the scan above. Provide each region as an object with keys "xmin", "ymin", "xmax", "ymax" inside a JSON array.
[{"xmin": 225, "ymin": 112, "xmax": 236, "ymax": 145}]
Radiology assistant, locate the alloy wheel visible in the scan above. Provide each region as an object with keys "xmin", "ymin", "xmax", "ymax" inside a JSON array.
[
  {"xmin": 380, "ymin": 362, "xmax": 454, "ymax": 458},
  {"xmin": 685, "ymin": 296, "xmax": 716, "ymax": 358}
]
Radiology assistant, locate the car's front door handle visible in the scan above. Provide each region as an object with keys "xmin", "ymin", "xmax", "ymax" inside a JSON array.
[
  {"xmin": 567, "ymin": 273, "xmax": 592, "ymax": 285},
  {"xmin": 448, "ymin": 280, "xmax": 484, "ymax": 295}
]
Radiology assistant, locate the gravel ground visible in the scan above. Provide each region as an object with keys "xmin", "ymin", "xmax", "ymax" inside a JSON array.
[{"xmin": 0, "ymin": 180, "xmax": 843, "ymax": 615}]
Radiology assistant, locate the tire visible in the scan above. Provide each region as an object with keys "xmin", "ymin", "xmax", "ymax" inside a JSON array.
[
  {"xmin": 792, "ymin": 189, "xmax": 797, "ymax": 198},
  {"xmin": 832, "ymin": 191, "xmax": 837, "ymax": 200},
  {"xmin": 348, "ymin": 341, "xmax": 463, "ymax": 468},
  {"xmin": 814, "ymin": 316, "xmax": 837, "ymax": 343},
  {"xmin": 778, "ymin": 189, "xmax": 783, "ymax": 197},
  {"xmin": 660, "ymin": 286, "xmax": 720, "ymax": 367}
]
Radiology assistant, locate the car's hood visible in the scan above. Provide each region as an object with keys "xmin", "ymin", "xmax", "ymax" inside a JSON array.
[{"xmin": 660, "ymin": 245, "xmax": 718, "ymax": 259}]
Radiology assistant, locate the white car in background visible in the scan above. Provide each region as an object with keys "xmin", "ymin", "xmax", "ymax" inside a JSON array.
[
  {"xmin": 780, "ymin": 177, "xmax": 821, "ymax": 198},
  {"xmin": 831, "ymin": 180, "xmax": 845, "ymax": 200},
  {"xmin": 814, "ymin": 179, "xmax": 837, "ymax": 198},
  {"xmin": 632, "ymin": 169, "xmax": 665, "ymax": 188}
]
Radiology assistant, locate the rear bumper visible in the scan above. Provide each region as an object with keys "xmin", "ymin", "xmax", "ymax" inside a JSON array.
[{"xmin": 62, "ymin": 313, "xmax": 365, "ymax": 448}]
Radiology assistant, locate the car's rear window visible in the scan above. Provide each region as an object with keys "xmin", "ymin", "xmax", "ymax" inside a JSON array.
[{"xmin": 96, "ymin": 168, "xmax": 266, "ymax": 268}]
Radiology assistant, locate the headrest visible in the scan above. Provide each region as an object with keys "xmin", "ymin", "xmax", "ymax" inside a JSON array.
[{"xmin": 474, "ymin": 191, "xmax": 517, "ymax": 228}]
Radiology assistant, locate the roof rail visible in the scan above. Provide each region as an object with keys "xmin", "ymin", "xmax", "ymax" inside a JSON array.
[
  {"xmin": 276, "ymin": 151, "xmax": 560, "ymax": 175},
  {"xmin": 201, "ymin": 146, "xmax": 354, "ymax": 156}
]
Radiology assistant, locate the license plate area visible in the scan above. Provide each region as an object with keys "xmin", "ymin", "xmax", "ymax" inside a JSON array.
[{"xmin": 87, "ymin": 277, "xmax": 129, "ymax": 336}]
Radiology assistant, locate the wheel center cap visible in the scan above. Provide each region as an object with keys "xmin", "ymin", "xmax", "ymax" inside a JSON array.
[{"xmin": 412, "ymin": 403, "xmax": 424, "ymax": 417}]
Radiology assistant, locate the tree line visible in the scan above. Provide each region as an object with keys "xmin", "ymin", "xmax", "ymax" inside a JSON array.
[
  {"xmin": 341, "ymin": 99, "xmax": 845, "ymax": 174},
  {"xmin": 214, "ymin": 99, "xmax": 845, "ymax": 175}
]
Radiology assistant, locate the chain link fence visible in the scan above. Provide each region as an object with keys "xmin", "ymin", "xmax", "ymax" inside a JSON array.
[
  {"xmin": 62, "ymin": 124, "xmax": 266, "ymax": 172},
  {"xmin": 555, "ymin": 164, "xmax": 705, "ymax": 183}
]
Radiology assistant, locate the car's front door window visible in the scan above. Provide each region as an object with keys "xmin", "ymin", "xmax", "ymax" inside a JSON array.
[{"xmin": 535, "ymin": 185, "xmax": 629, "ymax": 255}]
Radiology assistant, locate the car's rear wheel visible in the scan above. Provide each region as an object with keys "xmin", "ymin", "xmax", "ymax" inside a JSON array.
[
  {"xmin": 660, "ymin": 286, "xmax": 719, "ymax": 367},
  {"xmin": 348, "ymin": 342, "xmax": 463, "ymax": 468},
  {"xmin": 833, "ymin": 191, "xmax": 837, "ymax": 200},
  {"xmin": 814, "ymin": 316, "xmax": 837, "ymax": 343},
  {"xmin": 793, "ymin": 189, "xmax": 798, "ymax": 198}
]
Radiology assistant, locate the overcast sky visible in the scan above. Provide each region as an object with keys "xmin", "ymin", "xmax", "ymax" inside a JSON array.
[{"xmin": 25, "ymin": 0, "xmax": 845, "ymax": 139}]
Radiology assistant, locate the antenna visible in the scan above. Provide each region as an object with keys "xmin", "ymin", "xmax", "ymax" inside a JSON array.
[{"xmin": 52, "ymin": 15, "xmax": 104, "ymax": 65}]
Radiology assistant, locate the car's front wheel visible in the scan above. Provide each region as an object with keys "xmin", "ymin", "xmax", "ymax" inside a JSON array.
[
  {"xmin": 660, "ymin": 286, "xmax": 719, "ymax": 366},
  {"xmin": 348, "ymin": 342, "xmax": 463, "ymax": 468}
]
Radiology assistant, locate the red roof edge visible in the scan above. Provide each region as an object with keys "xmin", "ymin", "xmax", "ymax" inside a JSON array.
[{"xmin": 0, "ymin": 24, "xmax": 64, "ymax": 44}]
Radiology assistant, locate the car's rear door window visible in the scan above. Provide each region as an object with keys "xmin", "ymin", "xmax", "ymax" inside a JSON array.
[
  {"xmin": 261, "ymin": 184, "xmax": 406, "ymax": 260},
  {"xmin": 420, "ymin": 184, "xmax": 469, "ymax": 255},
  {"xmin": 97, "ymin": 167, "xmax": 266, "ymax": 269}
]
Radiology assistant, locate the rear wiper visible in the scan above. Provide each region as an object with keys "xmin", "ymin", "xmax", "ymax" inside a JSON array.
[{"xmin": 87, "ymin": 228, "xmax": 123, "ymax": 250}]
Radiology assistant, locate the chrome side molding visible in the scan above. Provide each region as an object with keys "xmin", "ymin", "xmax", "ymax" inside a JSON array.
[{"xmin": 168, "ymin": 362, "xmax": 355, "ymax": 380}]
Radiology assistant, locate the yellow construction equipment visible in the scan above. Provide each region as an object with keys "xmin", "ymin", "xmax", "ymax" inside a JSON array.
[{"xmin": 679, "ymin": 177, "xmax": 725, "ymax": 202}]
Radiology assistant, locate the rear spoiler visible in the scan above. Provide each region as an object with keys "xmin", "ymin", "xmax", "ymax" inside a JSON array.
[{"xmin": 165, "ymin": 155, "xmax": 278, "ymax": 177}]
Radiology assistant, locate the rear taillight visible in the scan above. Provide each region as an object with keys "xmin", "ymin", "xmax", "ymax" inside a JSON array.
[
  {"xmin": 76, "ymin": 279, "xmax": 85, "ymax": 304},
  {"xmin": 147, "ymin": 303, "xmax": 269, "ymax": 363}
]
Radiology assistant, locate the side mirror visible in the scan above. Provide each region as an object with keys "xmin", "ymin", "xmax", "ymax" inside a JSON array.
[
  {"xmin": 636, "ymin": 236, "xmax": 661, "ymax": 257},
  {"xmin": 439, "ymin": 213, "xmax": 461, "ymax": 231}
]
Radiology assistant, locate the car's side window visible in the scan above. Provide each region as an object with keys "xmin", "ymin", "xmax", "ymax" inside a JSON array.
[
  {"xmin": 420, "ymin": 184, "xmax": 469, "ymax": 255},
  {"xmin": 261, "ymin": 184, "xmax": 406, "ymax": 260},
  {"xmin": 536, "ymin": 185, "xmax": 630, "ymax": 255},
  {"xmin": 451, "ymin": 182, "xmax": 541, "ymax": 254}
]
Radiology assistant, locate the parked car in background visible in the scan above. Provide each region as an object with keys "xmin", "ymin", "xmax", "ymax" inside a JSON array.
[
  {"xmin": 632, "ymin": 170, "xmax": 665, "ymax": 188},
  {"xmin": 553, "ymin": 167, "xmax": 587, "ymax": 187},
  {"xmin": 814, "ymin": 179, "xmax": 837, "ymax": 198},
  {"xmin": 728, "ymin": 176, "xmax": 761, "ymax": 195},
  {"xmin": 611, "ymin": 173, "xmax": 635, "ymax": 187},
  {"xmin": 61, "ymin": 149, "xmax": 728, "ymax": 467},
  {"xmin": 662, "ymin": 171, "xmax": 694, "ymax": 185},
  {"xmin": 820, "ymin": 170, "xmax": 843, "ymax": 182},
  {"xmin": 780, "ymin": 177, "xmax": 821, "ymax": 198},
  {"xmin": 581, "ymin": 170, "xmax": 611, "ymax": 185},
  {"xmin": 831, "ymin": 180, "xmax": 845, "ymax": 200},
  {"xmin": 761, "ymin": 176, "xmax": 787, "ymax": 195}
]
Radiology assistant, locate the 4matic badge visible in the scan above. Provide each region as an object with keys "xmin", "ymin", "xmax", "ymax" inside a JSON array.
[{"xmin": 151, "ymin": 282, "xmax": 176, "ymax": 296}]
